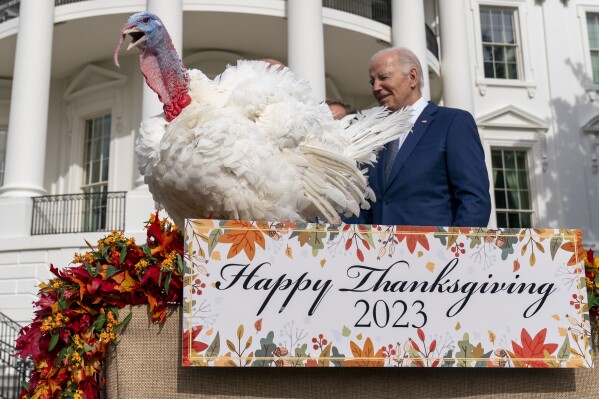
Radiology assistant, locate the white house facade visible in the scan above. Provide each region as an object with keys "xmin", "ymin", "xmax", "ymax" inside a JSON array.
[{"xmin": 0, "ymin": 0, "xmax": 598, "ymax": 325}]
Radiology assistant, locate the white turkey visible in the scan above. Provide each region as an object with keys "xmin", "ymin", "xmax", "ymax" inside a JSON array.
[{"xmin": 114, "ymin": 12, "xmax": 412, "ymax": 227}]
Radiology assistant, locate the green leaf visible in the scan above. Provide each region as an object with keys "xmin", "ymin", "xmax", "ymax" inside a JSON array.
[
  {"xmin": 90, "ymin": 313, "xmax": 106, "ymax": 332},
  {"xmin": 456, "ymin": 333, "xmax": 474, "ymax": 367},
  {"xmin": 112, "ymin": 311, "xmax": 132, "ymax": 334},
  {"xmin": 82, "ymin": 344, "xmax": 94, "ymax": 352},
  {"xmin": 176, "ymin": 253, "xmax": 183, "ymax": 275},
  {"xmin": 289, "ymin": 223, "xmax": 309, "ymax": 239},
  {"xmin": 48, "ymin": 333, "xmax": 59, "ymax": 351},
  {"xmin": 58, "ymin": 296, "xmax": 67, "ymax": 311},
  {"xmin": 208, "ymin": 229, "xmax": 223, "ymax": 256},
  {"xmin": 55, "ymin": 346, "xmax": 68, "ymax": 365},
  {"xmin": 557, "ymin": 336, "xmax": 571, "ymax": 361},
  {"xmin": 331, "ymin": 345, "xmax": 345, "ymax": 367},
  {"xmin": 143, "ymin": 245, "xmax": 152, "ymax": 257},
  {"xmin": 205, "ymin": 332, "xmax": 221, "ymax": 359},
  {"xmin": 119, "ymin": 246, "xmax": 128, "ymax": 264},
  {"xmin": 164, "ymin": 272, "xmax": 172, "ymax": 294},
  {"xmin": 440, "ymin": 350, "xmax": 455, "ymax": 367},
  {"xmin": 550, "ymin": 236, "xmax": 563, "ymax": 261},
  {"xmin": 105, "ymin": 264, "xmax": 120, "ymax": 279},
  {"xmin": 341, "ymin": 325, "xmax": 351, "ymax": 337},
  {"xmin": 251, "ymin": 331, "xmax": 275, "ymax": 367},
  {"xmin": 292, "ymin": 343, "xmax": 308, "ymax": 367}
]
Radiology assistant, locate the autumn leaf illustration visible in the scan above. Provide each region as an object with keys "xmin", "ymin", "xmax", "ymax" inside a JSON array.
[
  {"xmin": 395, "ymin": 226, "xmax": 436, "ymax": 254},
  {"xmin": 508, "ymin": 328, "xmax": 558, "ymax": 368},
  {"xmin": 344, "ymin": 337, "xmax": 384, "ymax": 367},
  {"xmin": 182, "ymin": 326, "xmax": 209, "ymax": 366},
  {"xmin": 218, "ymin": 221, "xmax": 266, "ymax": 261},
  {"xmin": 560, "ymin": 231, "xmax": 586, "ymax": 267}
]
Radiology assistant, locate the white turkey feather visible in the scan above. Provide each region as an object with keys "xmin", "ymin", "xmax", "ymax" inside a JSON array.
[{"xmin": 136, "ymin": 60, "xmax": 412, "ymax": 227}]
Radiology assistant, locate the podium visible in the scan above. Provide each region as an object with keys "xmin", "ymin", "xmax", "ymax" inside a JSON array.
[{"xmin": 106, "ymin": 305, "xmax": 599, "ymax": 399}]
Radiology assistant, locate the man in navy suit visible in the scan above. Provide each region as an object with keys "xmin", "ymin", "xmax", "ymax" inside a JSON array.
[{"xmin": 359, "ymin": 47, "xmax": 491, "ymax": 227}]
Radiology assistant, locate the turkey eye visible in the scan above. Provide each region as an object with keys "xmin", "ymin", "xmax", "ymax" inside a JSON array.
[{"xmin": 142, "ymin": 18, "xmax": 150, "ymax": 23}]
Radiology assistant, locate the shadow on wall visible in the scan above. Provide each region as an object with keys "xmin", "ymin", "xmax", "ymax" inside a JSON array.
[{"xmin": 548, "ymin": 59, "xmax": 598, "ymax": 244}]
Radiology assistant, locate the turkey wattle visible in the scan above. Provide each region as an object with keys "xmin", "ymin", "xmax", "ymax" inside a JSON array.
[{"xmin": 114, "ymin": 12, "xmax": 412, "ymax": 227}]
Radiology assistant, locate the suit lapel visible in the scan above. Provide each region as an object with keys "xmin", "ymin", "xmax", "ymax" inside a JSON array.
[{"xmin": 385, "ymin": 102, "xmax": 438, "ymax": 190}]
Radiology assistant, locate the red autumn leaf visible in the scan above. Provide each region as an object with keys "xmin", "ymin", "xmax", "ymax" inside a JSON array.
[
  {"xmin": 429, "ymin": 339, "xmax": 437, "ymax": 352},
  {"xmin": 395, "ymin": 226, "xmax": 435, "ymax": 254},
  {"xmin": 509, "ymin": 328, "xmax": 558, "ymax": 368},
  {"xmin": 356, "ymin": 248, "xmax": 364, "ymax": 262},
  {"xmin": 411, "ymin": 339, "xmax": 420, "ymax": 352},
  {"xmin": 513, "ymin": 259, "xmax": 521, "ymax": 272},
  {"xmin": 182, "ymin": 326, "xmax": 208, "ymax": 366},
  {"xmin": 417, "ymin": 328, "xmax": 425, "ymax": 342},
  {"xmin": 345, "ymin": 239, "xmax": 352, "ymax": 251},
  {"xmin": 361, "ymin": 239, "xmax": 371, "ymax": 250}
]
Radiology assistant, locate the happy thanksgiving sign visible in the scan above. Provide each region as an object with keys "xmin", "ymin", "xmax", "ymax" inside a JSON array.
[{"xmin": 182, "ymin": 220, "xmax": 593, "ymax": 368}]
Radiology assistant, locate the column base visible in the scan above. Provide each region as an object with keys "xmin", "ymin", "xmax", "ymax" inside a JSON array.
[
  {"xmin": 0, "ymin": 183, "xmax": 46, "ymax": 198},
  {"xmin": 0, "ymin": 197, "xmax": 33, "ymax": 238}
]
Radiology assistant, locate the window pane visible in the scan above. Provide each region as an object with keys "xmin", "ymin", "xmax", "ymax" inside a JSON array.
[
  {"xmin": 497, "ymin": 212, "xmax": 508, "ymax": 228},
  {"xmin": 518, "ymin": 171, "xmax": 528, "ymax": 190},
  {"xmin": 508, "ymin": 212, "xmax": 520, "ymax": 228},
  {"xmin": 492, "ymin": 149, "xmax": 533, "ymax": 227},
  {"xmin": 507, "ymin": 191, "xmax": 519, "ymax": 209},
  {"xmin": 493, "ymin": 170, "xmax": 505, "ymax": 189},
  {"xmin": 520, "ymin": 191, "xmax": 530, "ymax": 209},
  {"xmin": 495, "ymin": 189, "xmax": 506, "ymax": 209},
  {"xmin": 520, "ymin": 213, "xmax": 532, "ymax": 227},
  {"xmin": 480, "ymin": 7, "xmax": 519, "ymax": 80},
  {"xmin": 592, "ymin": 51, "xmax": 599, "ymax": 84},
  {"xmin": 504, "ymin": 151, "xmax": 515, "ymax": 169},
  {"xmin": 82, "ymin": 114, "xmax": 111, "ymax": 232},
  {"xmin": 492, "ymin": 150, "xmax": 503, "ymax": 168},
  {"xmin": 484, "ymin": 62, "xmax": 495, "ymax": 78},
  {"xmin": 505, "ymin": 171, "xmax": 518, "ymax": 189},
  {"xmin": 507, "ymin": 63, "xmax": 518, "ymax": 79}
]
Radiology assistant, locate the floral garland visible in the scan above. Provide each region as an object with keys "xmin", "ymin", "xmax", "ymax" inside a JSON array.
[
  {"xmin": 585, "ymin": 248, "xmax": 599, "ymax": 318},
  {"xmin": 12, "ymin": 216, "xmax": 599, "ymax": 397},
  {"xmin": 15, "ymin": 214, "xmax": 183, "ymax": 399}
]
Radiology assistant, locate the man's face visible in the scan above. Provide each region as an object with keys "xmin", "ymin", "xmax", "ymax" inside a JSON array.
[{"xmin": 369, "ymin": 53, "xmax": 417, "ymax": 111}]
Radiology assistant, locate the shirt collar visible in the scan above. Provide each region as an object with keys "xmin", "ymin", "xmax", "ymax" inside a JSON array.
[{"xmin": 409, "ymin": 97, "xmax": 428, "ymax": 124}]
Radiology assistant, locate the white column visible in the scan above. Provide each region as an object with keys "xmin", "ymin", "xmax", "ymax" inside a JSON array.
[
  {"xmin": 438, "ymin": 0, "xmax": 474, "ymax": 113},
  {"xmin": 391, "ymin": 0, "xmax": 430, "ymax": 100},
  {"xmin": 0, "ymin": 0, "xmax": 55, "ymax": 197},
  {"xmin": 135, "ymin": 0, "xmax": 183, "ymax": 189},
  {"xmin": 287, "ymin": 0, "xmax": 326, "ymax": 101}
]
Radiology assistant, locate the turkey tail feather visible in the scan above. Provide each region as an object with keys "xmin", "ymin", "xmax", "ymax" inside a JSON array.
[{"xmin": 345, "ymin": 106, "xmax": 413, "ymax": 165}]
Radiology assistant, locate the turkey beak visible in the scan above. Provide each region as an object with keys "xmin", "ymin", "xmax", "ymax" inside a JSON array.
[
  {"xmin": 114, "ymin": 23, "xmax": 146, "ymax": 67},
  {"xmin": 122, "ymin": 27, "xmax": 147, "ymax": 51}
]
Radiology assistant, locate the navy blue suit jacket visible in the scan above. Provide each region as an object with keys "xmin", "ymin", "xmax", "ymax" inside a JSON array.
[{"xmin": 359, "ymin": 101, "xmax": 491, "ymax": 227}]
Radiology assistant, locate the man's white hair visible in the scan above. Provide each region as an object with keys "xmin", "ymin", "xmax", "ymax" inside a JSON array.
[{"xmin": 371, "ymin": 47, "xmax": 424, "ymax": 90}]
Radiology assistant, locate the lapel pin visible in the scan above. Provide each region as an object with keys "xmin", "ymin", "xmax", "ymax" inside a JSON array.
[{"xmin": 421, "ymin": 120, "xmax": 428, "ymax": 124}]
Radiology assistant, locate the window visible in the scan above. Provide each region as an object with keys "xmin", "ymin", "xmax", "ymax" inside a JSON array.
[
  {"xmin": 587, "ymin": 13, "xmax": 599, "ymax": 84},
  {"xmin": 82, "ymin": 114, "xmax": 111, "ymax": 231},
  {"xmin": 0, "ymin": 126, "xmax": 6, "ymax": 186},
  {"xmin": 491, "ymin": 149, "xmax": 532, "ymax": 228},
  {"xmin": 480, "ymin": 7, "xmax": 519, "ymax": 79}
]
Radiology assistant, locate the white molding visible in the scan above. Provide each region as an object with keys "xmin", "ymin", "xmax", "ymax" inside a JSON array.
[
  {"xmin": 472, "ymin": 1, "xmax": 536, "ymax": 95},
  {"xmin": 477, "ymin": 105, "xmax": 549, "ymax": 131},
  {"xmin": 478, "ymin": 105, "xmax": 549, "ymax": 172},
  {"xmin": 63, "ymin": 65, "xmax": 128, "ymax": 102},
  {"xmin": 582, "ymin": 115, "xmax": 599, "ymax": 174},
  {"xmin": 577, "ymin": 3, "xmax": 599, "ymax": 94}
]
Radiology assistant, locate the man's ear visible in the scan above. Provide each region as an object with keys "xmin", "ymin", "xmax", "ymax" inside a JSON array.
[{"xmin": 408, "ymin": 67, "xmax": 419, "ymax": 89}]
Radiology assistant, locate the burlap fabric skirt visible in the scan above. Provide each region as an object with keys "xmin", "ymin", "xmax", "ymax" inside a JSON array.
[{"xmin": 106, "ymin": 305, "xmax": 599, "ymax": 399}]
